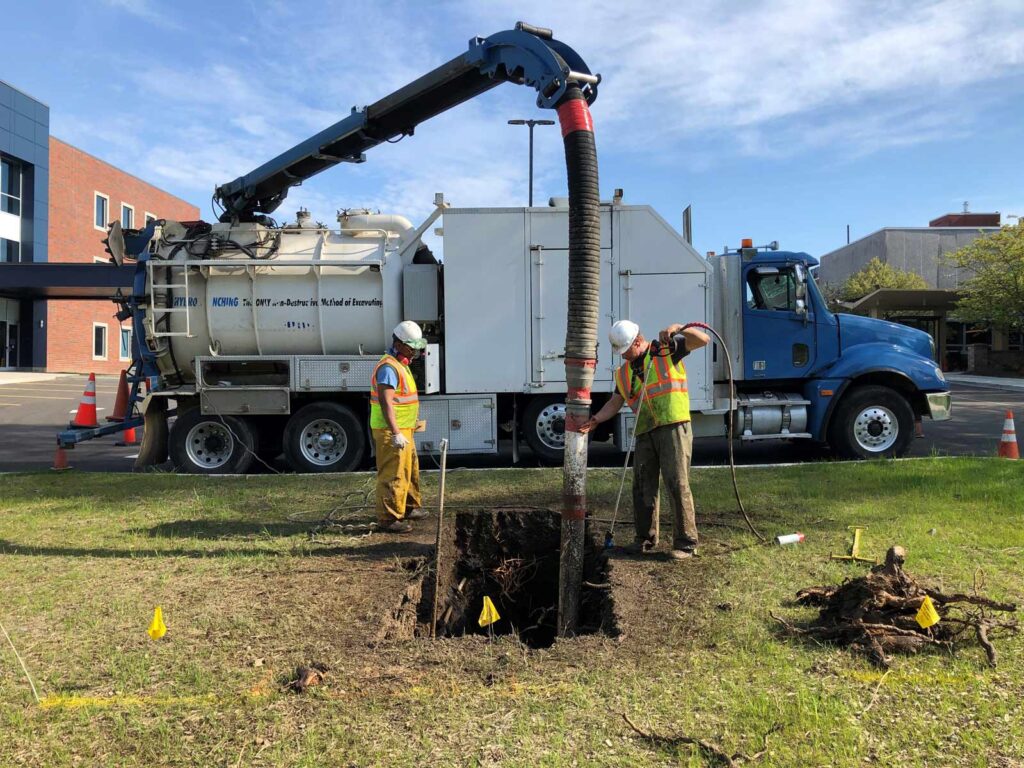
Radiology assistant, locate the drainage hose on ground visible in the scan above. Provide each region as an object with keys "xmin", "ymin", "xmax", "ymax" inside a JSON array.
[{"xmin": 557, "ymin": 84, "xmax": 601, "ymax": 636}]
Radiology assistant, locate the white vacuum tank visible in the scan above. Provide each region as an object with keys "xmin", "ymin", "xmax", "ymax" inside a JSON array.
[{"xmin": 146, "ymin": 210, "xmax": 419, "ymax": 382}]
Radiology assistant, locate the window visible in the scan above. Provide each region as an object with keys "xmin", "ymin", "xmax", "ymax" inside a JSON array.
[
  {"xmin": 119, "ymin": 327, "xmax": 132, "ymax": 361},
  {"xmin": 1, "ymin": 157, "xmax": 22, "ymax": 216},
  {"xmin": 747, "ymin": 267, "xmax": 798, "ymax": 311},
  {"xmin": 92, "ymin": 323, "xmax": 108, "ymax": 360},
  {"xmin": 121, "ymin": 203, "xmax": 134, "ymax": 229},
  {"xmin": 1, "ymin": 238, "xmax": 19, "ymax": 263},
  {"xmin": 94, "ymin": 193, "xmax": 109, "ymax": 230},
  {"xmin": 145, "ymin": 212, "xmax": 157, "ymax": 227},
  {"xmin": 93, "ymin": 256, "xmax": 108, "ymax": 264}
]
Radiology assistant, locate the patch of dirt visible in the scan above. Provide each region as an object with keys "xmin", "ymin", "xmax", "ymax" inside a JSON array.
[{"xmin": 378, "ymin": 508, "xmax": 618, "ymax": 648}]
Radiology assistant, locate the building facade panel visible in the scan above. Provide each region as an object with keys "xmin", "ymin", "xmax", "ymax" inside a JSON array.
[
  {"xmin": 0, "ymin": 80, "xmax": 49, "ymax": 370},
  {"xmin": 46, "ymin": 137, "xmax": 199, "ymax": 374}
]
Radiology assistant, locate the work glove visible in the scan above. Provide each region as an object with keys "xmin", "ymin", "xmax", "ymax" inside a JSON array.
[{"xmin": 390, "ymin": 432, "xmax": 410, "ymax": 449}]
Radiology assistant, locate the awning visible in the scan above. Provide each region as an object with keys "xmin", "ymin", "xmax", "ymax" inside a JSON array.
[
  {"xmin": 839, "ymin": 288, "xmax": 960, "ymax": 314},
  {"xmin": 0, "ymin": 262, "xmax": 135, "ymax": 300}
]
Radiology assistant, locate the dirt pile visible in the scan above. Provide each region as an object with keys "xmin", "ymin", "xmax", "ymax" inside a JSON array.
[{"xmin": 775, "ymin": 546, "xmax": 1018, "ymax": 668}]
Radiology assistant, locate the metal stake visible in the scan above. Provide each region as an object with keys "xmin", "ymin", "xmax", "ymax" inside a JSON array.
[{"xmin": 430, "ymin": 439, "xmax": 450, "ymax": 639}]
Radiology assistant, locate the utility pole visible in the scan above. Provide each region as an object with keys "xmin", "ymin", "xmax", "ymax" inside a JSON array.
[{"xmin": 508, "ymin": 118, "xmax": 555, "ymax": 206}]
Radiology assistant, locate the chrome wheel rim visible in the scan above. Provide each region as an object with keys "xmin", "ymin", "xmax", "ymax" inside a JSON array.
[
  {"xmin": 185, "ymin": 421, "xmax": 234, "ymax": 469},
  {"xmin": 853, "ymin": 406, "xmax": 898, "ymax": 452},
  {"xmin": 300, "ymin": 418, "xmax": 347, "ymax": 467},
  {"xmin": 534, "ymin": 403, "xmax": 566, "ymax": 452}
]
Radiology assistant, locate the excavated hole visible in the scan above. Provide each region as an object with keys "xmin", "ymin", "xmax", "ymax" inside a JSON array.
[{"xmin": 421, "ymin": 508, "xmax": 617, "ymax": 649}]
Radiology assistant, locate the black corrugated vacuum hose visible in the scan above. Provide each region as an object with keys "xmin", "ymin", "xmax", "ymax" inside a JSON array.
[{"xmin": 557, "ymin": 84, "xmax": 601, "ymax": 635}]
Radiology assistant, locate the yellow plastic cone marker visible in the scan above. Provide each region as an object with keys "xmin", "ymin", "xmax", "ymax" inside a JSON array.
[
  {"xmin": 915, "ymin": 595, "xmax": 940, "ymax": 629},
  {"xmin": 147, "ymin": 606, "xmax": 167, "ymax": 640},
  {"xmin": 478, "ymin": 596, "xmax": 501, "ymax": 628}
]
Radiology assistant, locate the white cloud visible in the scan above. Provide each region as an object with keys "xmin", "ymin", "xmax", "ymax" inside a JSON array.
[
  {"xmin": 101, "ymin": 0, "xmax": 182, "ymax": 30},
  {"xmin": 59, "ymin": 0, "xmax": 1024, "ymax": 228}
]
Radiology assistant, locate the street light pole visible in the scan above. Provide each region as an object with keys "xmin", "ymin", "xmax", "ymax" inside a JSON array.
[{"xmin": 508, "ymin": 118, "xmax": 555, "ymax": 207}]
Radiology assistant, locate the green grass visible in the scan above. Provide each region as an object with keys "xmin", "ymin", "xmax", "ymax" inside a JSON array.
[{"xmin": 0, "ymin": 458, "xmax": 1022, "ymax": 767}]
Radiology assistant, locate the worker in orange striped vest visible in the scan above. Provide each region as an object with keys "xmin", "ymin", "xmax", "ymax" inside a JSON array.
[
  {"xmin": 581, "ymin": 319, "xmax": 710, "ymax": 559},
  {"xmin": 370, "ymin": 321, "xmax": 428, "ymax": 533}
]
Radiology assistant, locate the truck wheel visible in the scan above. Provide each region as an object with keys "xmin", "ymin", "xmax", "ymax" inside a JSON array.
[
  {"xmin": 522, "ymin": 396, "xmax": 566, "ymax": 465},
  {"xmin": 283, "ymin": 402, "xmax": 365, "ymax": 473},
  {"xmin": 829, "ymin": 385, "xmax": 914, "ymax": 459},
  {"xmin": 169, "ymin": 409, "xmax": 259, "ymax": 474}
]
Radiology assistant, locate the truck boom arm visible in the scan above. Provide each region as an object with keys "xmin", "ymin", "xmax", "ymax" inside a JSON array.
[{"xmin": 213, "ymin": 22, "xmax": 599, "ymax": 222}]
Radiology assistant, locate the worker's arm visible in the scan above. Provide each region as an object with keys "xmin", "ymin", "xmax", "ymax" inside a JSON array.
[
  {"xmin": 379, "ymin": 386, "xmax": 403, "ymax": 435},
  {"xmin": 578, "ymin": 392, "xmax": 626, "ymax": 434},
  {"xmin": 659, "ymin": 323, "xmax": 710, "ymax": 353}
]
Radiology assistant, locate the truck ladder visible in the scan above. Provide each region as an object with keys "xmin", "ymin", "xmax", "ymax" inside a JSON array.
[{"xmin": 147, "ymin": 261, "xmax": 194, "ymax": 338}]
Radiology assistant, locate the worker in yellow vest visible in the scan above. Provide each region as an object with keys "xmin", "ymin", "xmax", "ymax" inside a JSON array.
[
  {"xmin": 580, "ymin": 320, "xmax": 710, "ymax": 558},
  {"xmin": 370, "ymin": 321, "xmax": 428, "ymax": 533}
]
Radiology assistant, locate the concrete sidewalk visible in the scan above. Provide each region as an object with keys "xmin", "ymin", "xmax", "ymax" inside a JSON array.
[
  {"xmin": 946, "ymin": 372, "xmax": 1024, "ymax": 391},
  {"xmin": 0, "ymin": 372, "xmax": 65, "ymax": 386}
]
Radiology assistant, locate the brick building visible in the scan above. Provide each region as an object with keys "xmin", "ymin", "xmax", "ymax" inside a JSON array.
[{"xmin": 46, "ymin": 137, "xmax": 199, "ymax": 374}]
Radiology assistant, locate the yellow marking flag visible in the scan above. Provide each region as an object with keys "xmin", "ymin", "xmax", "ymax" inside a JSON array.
[
  {"xmin": 915, "ymin": 595, "xmax": 940, "ymax": 629},
  {"xmin": 147, "ymin": 606, "xmax": 167, "ymax": 640},
  {"xmin": 478, "ymin": 596, "xmax": 501, "ymax": 628}
]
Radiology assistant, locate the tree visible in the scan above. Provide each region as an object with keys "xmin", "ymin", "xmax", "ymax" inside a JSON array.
[
  {"xmin": 946, "ymin": 224, "xmax": 1024, "ymax": 331},
  {"xmin": 839, "ymin": 258, "xmax": 928, "ymax": 301}
]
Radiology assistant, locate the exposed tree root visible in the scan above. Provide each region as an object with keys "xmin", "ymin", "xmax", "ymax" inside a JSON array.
[
  {"xmin": 780, "ymin": 546, "xmax": 1018, "ymax": 668},
  {"xmin": 622, "ymin": 712, "xmax": 778, "ymax": 767}
]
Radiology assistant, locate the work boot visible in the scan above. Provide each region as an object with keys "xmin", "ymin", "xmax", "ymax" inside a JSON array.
[
  {"xmin": 669, "ymin": 548, "xmax": 694, "ymax": 560},
  {"xmin": 377, "ymin": 519, "xmax": 413, "ymax": 534},
  {"xmin": 624, "ymin": 539, "xmax": 654, "ymax": 555},
  {"xmin": 405, "ymin": 508, "xmax": 428, "ymax": 520}
]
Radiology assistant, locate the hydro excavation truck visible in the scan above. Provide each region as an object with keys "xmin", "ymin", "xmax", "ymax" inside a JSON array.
[{"xmin": 61, "ymin": 26, "xmax": 951, "ymax": 473}]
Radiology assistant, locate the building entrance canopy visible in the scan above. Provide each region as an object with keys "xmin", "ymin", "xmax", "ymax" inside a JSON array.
[
  {"xmin": 0, "ymin": 262, "xmax": 134, "ymax": 300},
  {"xmin": 839, "ymin": 288, "xmax": 960, "ymax": 315}
]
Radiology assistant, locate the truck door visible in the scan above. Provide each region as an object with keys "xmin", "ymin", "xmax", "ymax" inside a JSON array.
[{"xmin": 742, "ymin": 263, "xmax": 816, "ymax": 379}]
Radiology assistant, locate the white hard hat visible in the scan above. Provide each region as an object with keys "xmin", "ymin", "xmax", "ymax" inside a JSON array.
[
  {"xmin": 393, "ymin": 320, "xmax": 427, "ymax": 350},
  {"xmin": 609, "ymin": 320, "xmax": 640, "ymax": 355}
]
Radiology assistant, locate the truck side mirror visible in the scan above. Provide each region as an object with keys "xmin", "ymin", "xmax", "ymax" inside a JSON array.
[{"xmin": 793, "ymin": 264, "xmax": 807, "ymax": 301}]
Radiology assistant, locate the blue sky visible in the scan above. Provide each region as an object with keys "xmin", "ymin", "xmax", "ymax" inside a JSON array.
[{"xmin": 3, "ymin": 0, "xmax": 1023, "ymax": 258}]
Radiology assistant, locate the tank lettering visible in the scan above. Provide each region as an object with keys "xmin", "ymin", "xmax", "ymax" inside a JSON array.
[
  {"xmin": 255, "ymin": 298, "xmax": 272, "ymax": 307},
  {"xmin": 172, "ymin": 297, "xmax": 199, "ymax": 307},
  {"xmin": 211, "ymin": 296, "xmax": 240, "ymax": 307}
]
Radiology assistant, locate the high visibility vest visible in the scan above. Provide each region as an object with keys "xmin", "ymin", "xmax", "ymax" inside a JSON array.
[
  {"xmin": 369, "ymin": 354, "xmax": 419, "ymax": 430},
  {"xmin": 615, "ymin": 348, "xmax": 690, "ymax": 436}
]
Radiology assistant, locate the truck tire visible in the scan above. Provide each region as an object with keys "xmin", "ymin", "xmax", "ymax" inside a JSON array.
[
  {"xmin": 828, "ymin": 385, "xmax": 915, "ymax": 460},
  {"xmin": 283, "ymin": 402, "xmax": 365, "ymax": 473},
  {"xmin": 169, "ymin": 409, "xmax": 259, "ymax": 474},
  {"xmin": 522, "ymin": 396, "xmax": 566, "ymax": 465}
]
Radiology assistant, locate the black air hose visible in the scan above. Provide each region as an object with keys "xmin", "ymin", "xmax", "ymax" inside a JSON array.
[{"xmin": 557, "ymin": 84, "xmax": 601, "ymax": 636}]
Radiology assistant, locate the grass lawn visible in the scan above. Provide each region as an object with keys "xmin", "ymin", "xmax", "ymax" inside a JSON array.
[{"xmin": 0, "ymin": 458, "xmax": 1022, "ymax": 767}]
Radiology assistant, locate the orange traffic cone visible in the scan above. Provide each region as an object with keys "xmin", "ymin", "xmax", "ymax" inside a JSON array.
[
  {"xmin": 71, "ymin": 373, "xmax": 99, "ymax": 428},
  {"xmin": 998, "ymin": 410, "xmax": 1019, "ymax": 460},
  {"xmin": 116, "ymin": 426, "xmax": 138, "ymax": 447},
  {"xmin": 52, "ymin": 445, "xmax": 71, "ymax": 471},
  {"xmin": 107, "ymin": 369, "xmax": 129, "ymax": 422}
]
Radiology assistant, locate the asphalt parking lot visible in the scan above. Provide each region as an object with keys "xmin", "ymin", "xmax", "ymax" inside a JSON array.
[{"xmin": 0, "ymin": 375, "xmax": 1020, "ymax": 473}]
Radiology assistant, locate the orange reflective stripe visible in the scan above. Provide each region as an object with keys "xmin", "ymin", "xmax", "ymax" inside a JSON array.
[{"xmin": 370, "ymin": 355, "xmax": 415, "ymax": 403}]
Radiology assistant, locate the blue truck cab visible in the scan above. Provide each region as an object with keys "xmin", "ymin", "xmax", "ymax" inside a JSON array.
[{"xmin": 713, "ymin": 245, "xmax": 951, "ymax": 459}]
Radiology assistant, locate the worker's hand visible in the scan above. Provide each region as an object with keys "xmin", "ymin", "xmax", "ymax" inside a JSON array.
[
  {"xmin": 390, "ymin": 432, "xmax": 410, "ymax": 449},
  {"xmin": 577, "ymin": 417, "xmax": 599, "ymax": 435},
  {"xmin": 659, "ymin": 323, "xmax": 684, "ymax": 345}
]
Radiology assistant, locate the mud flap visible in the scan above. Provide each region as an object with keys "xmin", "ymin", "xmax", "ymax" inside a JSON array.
[{"xmin": 135, "ymin": 396, "xmax": 169, "ymax": 469}]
